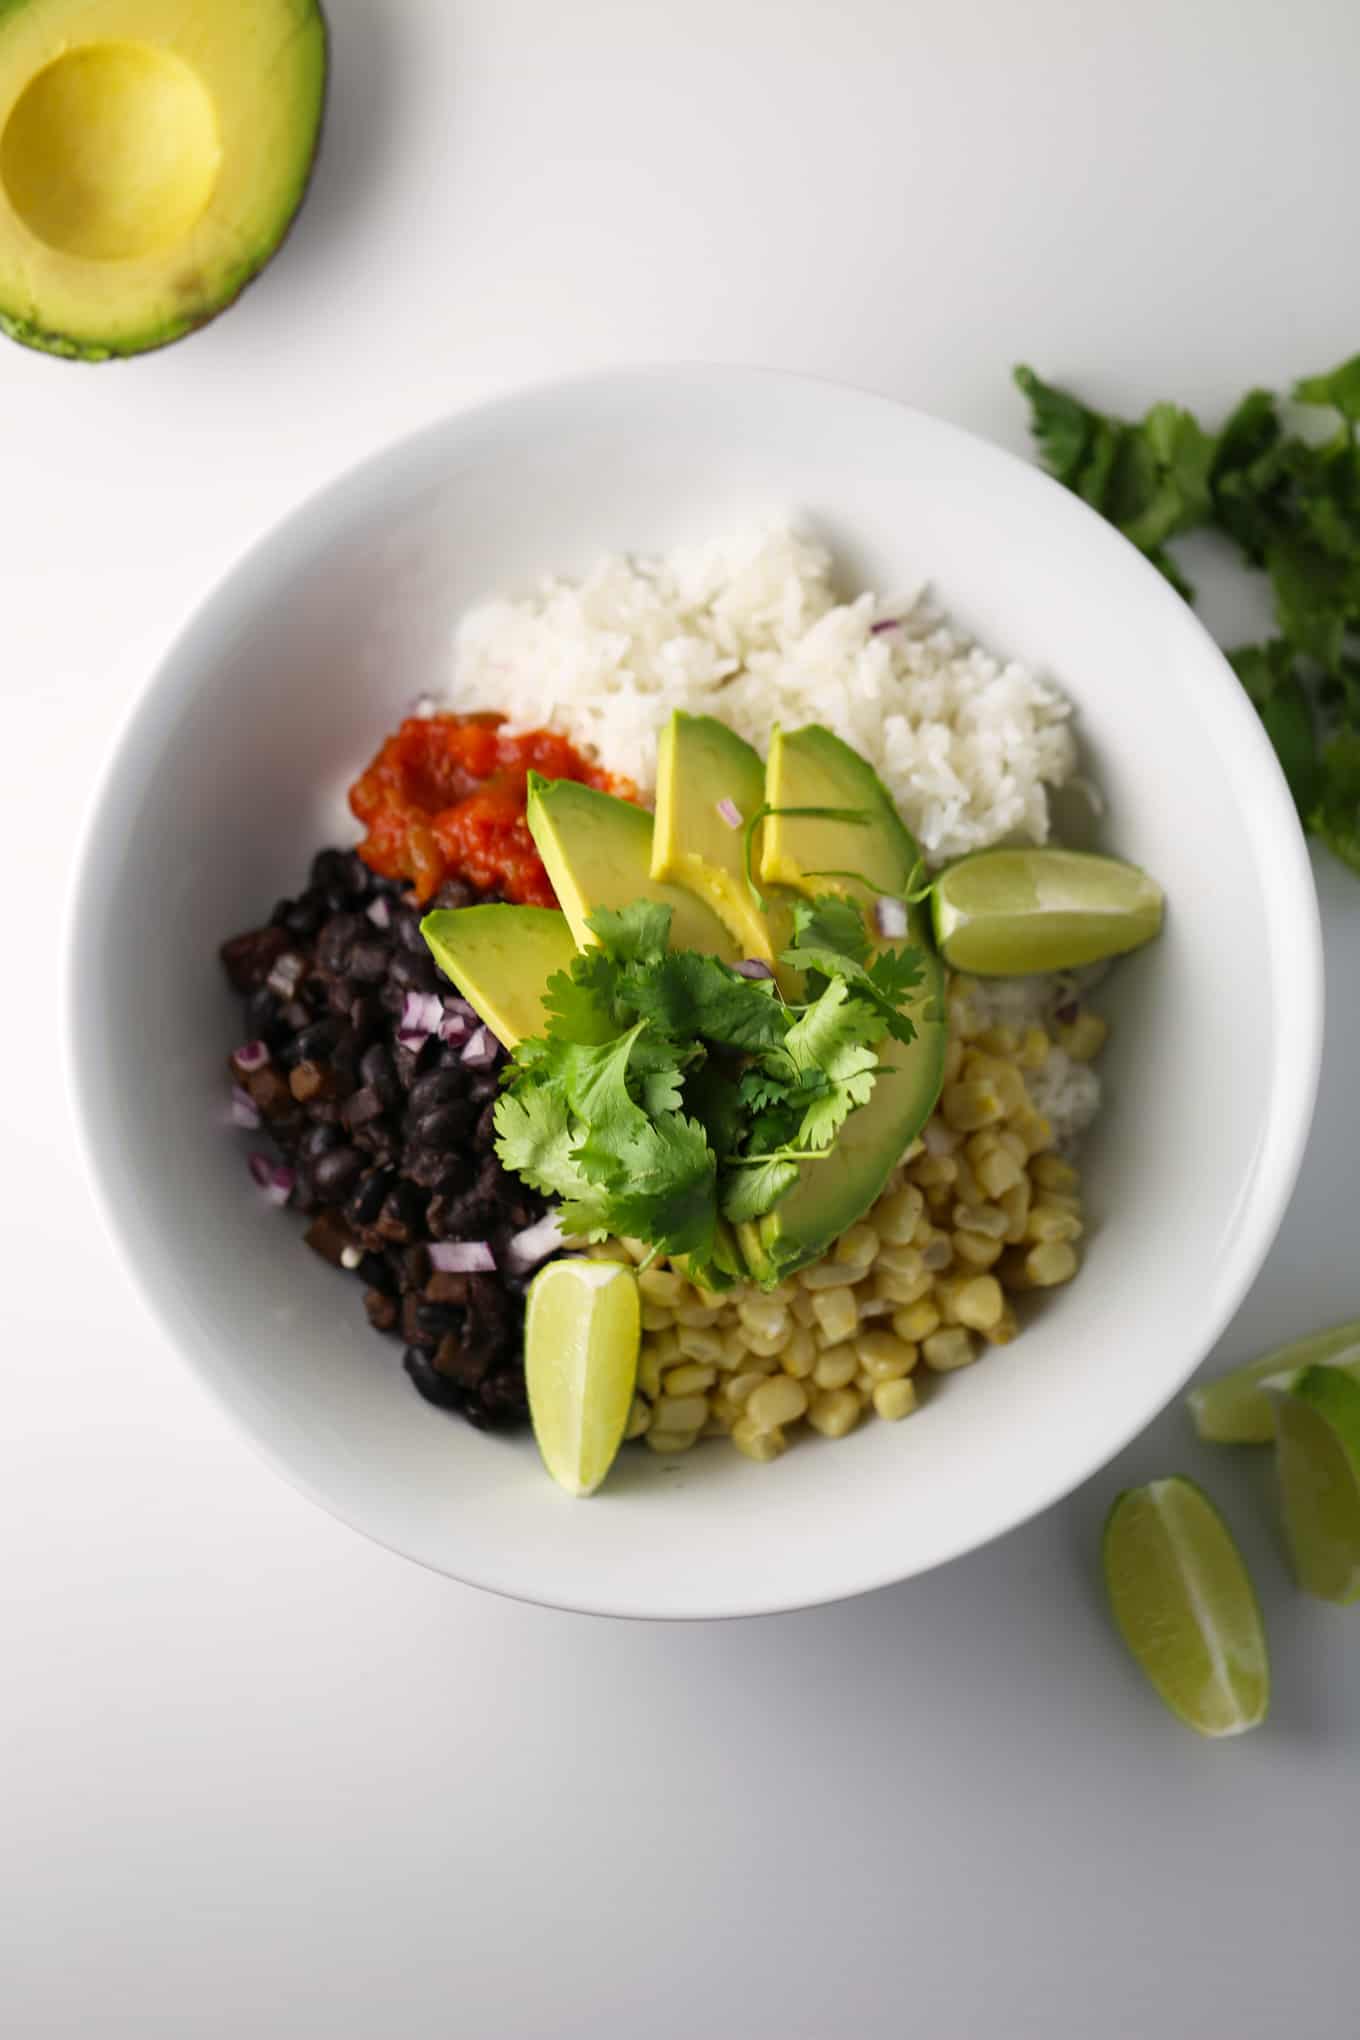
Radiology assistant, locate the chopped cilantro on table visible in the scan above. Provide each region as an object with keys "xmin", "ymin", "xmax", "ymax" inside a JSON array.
[
  {"xmin": 1015, "ymin": 354, "xmax": 1360, "ymax": 874},
  {"xmin": 491, "ymin": 898, "xmax": 921, "ymax": 1283}
]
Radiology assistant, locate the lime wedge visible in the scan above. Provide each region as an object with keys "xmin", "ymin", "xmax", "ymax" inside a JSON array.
[
  {"xmin": 930, "ymin": 848, "xmax": 1163, "ymax": 975},
  {"xmin": 524, "ymin": 1257, "xmax": 641, "ymax": 1496},
  {"xmin": 1103, "ymin": 1477, "xmax": 1269, "ymax": 1737},
  {"xmin": 1188, "ymin": 1318, "xmax": 1360, "ymax": 1443},
  {"xmin": 1275, "ymin": 1366, "xmax": 1360, "ymax": 1603}
]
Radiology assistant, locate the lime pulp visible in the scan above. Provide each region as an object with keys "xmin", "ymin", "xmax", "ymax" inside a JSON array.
[
  {"xmin": 1275, "ymin": 1366, "xmax": 1360, "ymax": 1604},
  {"xmin": 1188, "ymin": 1318, "xmax": 1360, "ymax": 1444}
]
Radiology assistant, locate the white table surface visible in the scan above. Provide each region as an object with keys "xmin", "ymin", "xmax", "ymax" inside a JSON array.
[{"xmin": 5, "ymin": 3, "xmax": 1359, "ymax": 2034}]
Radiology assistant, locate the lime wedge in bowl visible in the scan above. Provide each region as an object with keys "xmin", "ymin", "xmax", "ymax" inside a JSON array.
[
  {"xmin": 930, "ymin": 848, "xmax": 1163, "ymax": 975},
  {"xmin": 524, "ymin": 1257, "xmax": 641, "ymax": 1497},
  {"xmin": 1103, "ymin": 1477, "xmax": 1269, "ymax": 1737},
  {"xmin": 1275, "ymin": 1366, "xmax": 1360, "ymax": 1604},
  {"xmin": 1188, "ymin": 1318, "xmax": 1360, "ymax": 1444}
]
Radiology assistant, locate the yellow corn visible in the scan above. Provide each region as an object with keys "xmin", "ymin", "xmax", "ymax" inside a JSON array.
[
  {"xmin": 747, "ymin": 1375, "xmax": 809, "ymax": 1430},
  {"xmin": 737, "ymin": 1293, "xmax": 792, "ymax": 1340},
  {"xmin": 651, "ymin": 1393, "xmax": 709, "ymax": 1433},
  {"xmin": 625, "ymin": 1395, "xmax": 652, "ymax": 1441},
  {"xmin": 1025, "ymin": 1240, "xmax": 1080, "ymax": 1287},
  {"xmin": 977, "ymin": 1024, "xmax": 1020, "ymax": 1057},
  {"xmin": 676, "ymin": 1326, "xmax": 726, "ymax": 1365},
  {"xmin": 638, "ymin": 1268, "xmax": 686, "ymax": 1308},
  {"xmin": 1016, "ymin": 1025, "xmax": 1050, "ymax": 1071},
  {"xmin": 807, "ymin": 1387, "xmax": 862, "ymax": 1439},
  {"xmin": 872, "ymin": 1377, "xmax": 919, "ymax": 1422},
  {"xmin": 637, "ymin": 1343, "xmax": 665, "ymax": 1401},
  {"xmin": 923, "ymin": 1327, "xmax": 977, "ymax": 1373},
  {"xmin": 892, "ymin": 1298, "xmax": 942, "ymax": 1344},
  {"xmin": 952, "ymin": 1275, "xmax": 1005, "ymax": 1332},
  {"xmin": 834, "ymin": 1222, "xmax": 880, "ymax": 1272},
  {"xmin": 781, "ymin": 1324, "xmax": 818, "ymax": 1379},
  {"xmin": 731, "ymin": 1419, "xmax": 786, "ymax": 1461},
  {"xmin": 800, "ymin": 1259, "xmax": 864, "ymax": 1291},
  {"xmin": 812, "ymin": 1344, "xmax": 859, "ymax": 1390},
  {"xmin": 941, "ymin": 1036, "xmax": 965, "ymax": 1083},
  {"xmin": 810, "ymin": 1285, "xmax": 860, "ymax": 1345},
  {"xmin": 1000, "ymin": 1178, "xmax": 1032, "ymax": 1243},
  {"xmin": 1025, "ymin": 1205, "xmax": 1083, "ymax": 1245},
  {"xmin": 663, "ymin": 1361, "xmax": 717, "ymax": 1397},
  {"xmin": 873, "ymin": 1183, "xmax": 926, "ymax": 1243},
  {"xmin": 854, "ymin": 1331, "xmax": 919, "ymax": 1381},
  {"xmin": 1056, "ymin": 1011, "xmax": 1108, "ymax": 1061},
  {"xmin": 645, "ymin": 1428, "xmax": 698, "ymax": 1453},
  {"xmin": 1032, "ymin": 1154, "xmax": 1080, "ymax": 1194},
  {"xmin": 674, "ymin": 1299, "xmax": 723, "ymax": 1328},
  {"xmin": 728, "ymin": 1370, "xmax": 769, "ymax": 1406}
]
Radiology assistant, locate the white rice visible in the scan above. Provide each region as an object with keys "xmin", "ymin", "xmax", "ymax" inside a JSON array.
[{"xmin": 449, "ymin": 525, "xmax": 1078, "ymax": 865}]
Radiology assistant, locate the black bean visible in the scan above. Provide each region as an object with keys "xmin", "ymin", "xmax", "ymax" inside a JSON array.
[
  {"xmin": 347, "ymin": 939, "xmax": 390, "ymax": 984},
  {"xmin": 310, "ymin": 849, "xmax": 350, "ymax": 894},
  {"xmin": 312, "ymin": 1145, "xmax": 363, "ymax": 1200},
  {"xmin": 387, "ymin": 948, "xmax": 438, "ymax": 993},
  {"xmin": 359, "ymin": 1249, "xmax": 396, "ymax": 1293},
  {"xmin": 415, "ymin": 1100, "xmax": 471, "ymax": 1149},
  {"xmin": 291, "ymin": 1017, "xmax": 338, "ymax": 1062},
  {"xmin": 283, "ymin": 896, "xmax": 324, "ymax": 940},
  {"xmin": 404, "ymin": 1346, "xmax": 463, "ymax": 1410},
  {"xmin": 429, "ymin": 878, "xmax": 474, "ymax": 910},
  {"xmin": 342, "ymin": 1086, "xmax": 385, "ymax": 1131},
  {"xmin": 414, "ymin": 1300, "xmax": 461, "ymax": 1338},
  {"xmin": 359, "ymin": 1043, "xmax": 399, "ymax": 1104},
  {"xmin": 220, "ymin": 925, "xmax": 289, "ymax": 993},
  {"xmin": 298, "ymin": 1121, "xmax": 344, "ymax": 1162},
  {"xmin": 339, "ymin": 851, "xmax": 372, "ymax": 899},
  {"xmin": 467, "ymin": 1074, "xmax": 500, "ymax": 1106},
  {"xmin": 395, "ymin": 906, "xmax": 427, "ymax": 953},
  {"xmin": 365, "ymin": 1290, "xmax": 398, "ymax": 1333},
  {"xmin": 317, "ymin": 913, "xmax": 361, "ymax": 974},
  {"xmin": 408, "ymin": 1068, "xmax": 464, "ymax": 1115}
]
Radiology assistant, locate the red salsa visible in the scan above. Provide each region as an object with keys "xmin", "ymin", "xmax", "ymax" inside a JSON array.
[{"xmin": 350, "ymin": 712, "xmax": 632, "ymax": 906}]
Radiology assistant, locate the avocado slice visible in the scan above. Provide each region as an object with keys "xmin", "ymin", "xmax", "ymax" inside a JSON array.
[
  {"xmin": 651, "ymin": 712, "xmax": 796, "ymax": 974},
  {"xmin": 0, "ymin": 0, "xmax": 327, "ymax": 360},
  {"xmin": 421, "ymin": 904, "xmax": 578, "ymax": 1049},
  {"xmin": 526, "ymin": 777, "xmax": 741, "ymax": 961},
  {"xmin": 748, "ymin": 725, "xmax": 948, "ymax": 1281}
]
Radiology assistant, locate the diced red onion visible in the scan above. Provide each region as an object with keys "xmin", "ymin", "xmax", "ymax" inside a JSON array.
[
  {"xmin": 233, "ymin": 1040, "xmax": 270, "ymax": 1073},
  {"xmin": 438, "ymin": 1009, "xmax": 471, "ymax": 1048},
  {"xmin": 506, "ymin": 1211, "xmax": 566, "ymax": 1271},
  {"xmin": 400, "ymin": 989, "xmax": 444, "ymax": 1038},
  {"xmin": 428, "ymin": 1240, "xmax": 496, "ymax": 1273},
  {"xmin": 716, "ymin": 797, "xmax": 744, "ymax": 829},
  {"xmin": 248, "ymin": 1153, "xmax": 294, "ymax": 1206},
  {"xmin": 460, "ymin": 1024, "xmax": 499, "ymax": 1069},
  {"xmin": 266, "ymin": 952, "xmax": 305, "ymax": 998},
  {"xmin": 366, "ymin": 896, "xmax": 391, "ymax": 928},
  {"xmin": 870, "ymin": 616, "xmax": 902, "ymax": 635},
  {"xmin": 231, "ymin": 1085, "xmax": 261, "ymax": 1129},
  {"xmin": 733, "ymin": 958, "xmax": 774, "ymax": 979},
  {"xmin": 875, "ymin": 895, "xmax": 909, "ymax": 940}
]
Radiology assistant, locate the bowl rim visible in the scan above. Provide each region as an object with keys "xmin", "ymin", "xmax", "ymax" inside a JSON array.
[{"xmin": 65, "ymin": 361, "xmax": 1325, "ymax": 1619}]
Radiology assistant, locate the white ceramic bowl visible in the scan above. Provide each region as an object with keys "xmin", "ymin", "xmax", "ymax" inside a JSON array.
[{"xmin": 69, "ymin": 366, "xmax": 1322, "ymax": 1620}]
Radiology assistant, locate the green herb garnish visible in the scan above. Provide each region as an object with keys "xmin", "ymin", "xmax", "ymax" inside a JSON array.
[
  {"xmin": 1015, "ymin": 354, "xmax": 1360, "ymax": 874},
  {"xmin": 492, "ymin": 897, "xmax": 921, "ymax": 1283}
]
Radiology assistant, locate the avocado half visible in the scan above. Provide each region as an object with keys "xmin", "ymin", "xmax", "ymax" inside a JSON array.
[{"xmin": 0, "ymin": 0, "xmax": 328, "ymax": 360}]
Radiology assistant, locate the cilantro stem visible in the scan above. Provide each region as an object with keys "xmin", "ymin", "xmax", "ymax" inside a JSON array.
[
  {"xmin": 742, "ymin": 804, "xmax": 875, "ymax": 908},
  {"xmin": 725, "ymin": 1147, "xmax": 834, "ymax": 1166}
]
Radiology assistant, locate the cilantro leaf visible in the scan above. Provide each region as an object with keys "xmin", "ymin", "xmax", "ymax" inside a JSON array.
[
  {"xmin": 1229, "ymin": 642, "xmax": 1320, "ymax": 815},
  {"xmin": 781, "ymin": 939, "xmax": 922, "ymax": 1047},
  {"xmin": 624, "ymin": 951, "xmax": 788, "ymax": 1051},
  {"xmin": 720, "ymin": 1158, "xmax": 801, "ymax": 1224},
  {"xmin": 492, "ymin": 1088, "xmax": 588, "ymax": 1203},
  {"xmin": 586, "ymin": 900, "xmax": 673, "ymax": 963},
  {"xmin": 1294, "ymin": 353, "xmax": 1360, "ymax": 424},
  {"xmin": 1311, "ymin": 727, "xmax": 1360, "ymax": 875},
  {"xmin": 788, "ymin": 892, "xmax": 870, "ymax": 962}
]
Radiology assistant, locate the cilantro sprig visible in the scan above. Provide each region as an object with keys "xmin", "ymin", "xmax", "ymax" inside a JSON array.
[
  {"xmin": 1015, "ymin": 354, "xmax": 1360, "ymax": 874},
  {"xmin": 492, "ymin": 896, "xmax": 922, "ymax": 1282}
]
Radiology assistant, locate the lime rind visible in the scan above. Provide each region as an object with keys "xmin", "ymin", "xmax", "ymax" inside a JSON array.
[
  {"xmin": 1103, "ymin": 1476, "xmax": 1269, "ymax": 1738},
  {"xmin": 930, "ymin": 848, "xmax": 1163, "ymax": 976}
]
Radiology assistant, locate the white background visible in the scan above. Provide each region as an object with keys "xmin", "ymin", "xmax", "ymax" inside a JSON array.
[{"xmin": 4, "ymin": 3, "xmax": 1360, "ymax": 2034}]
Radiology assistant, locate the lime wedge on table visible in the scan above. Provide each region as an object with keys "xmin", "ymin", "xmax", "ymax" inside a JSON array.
[
  {"xmin": 1103, "ymin": 1478, "xmax": 1269, "ymax": 1737},
  {"xmin": 1188, "ymin": 1318, "xmax": 1360, "ymax": 1444},
  {"xmin": 1275, "ymin": 1366, "xmax": 1360, "ymax": 1604},
  {"xmin": 930, "ymin": 849, "xmax": 1163, "ymax": 975},
  {"xmin": 524, "ymin": 1259, "xmax": 641, "ymax": 1497}
]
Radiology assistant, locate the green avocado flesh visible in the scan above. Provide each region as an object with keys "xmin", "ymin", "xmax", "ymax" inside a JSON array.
[
  {"xmin": 651, "ymin": 711, "xmax": 796, "ymax": 978},
  {"xmin": 0, "ymin": 0, "xmax": 327, "ymax": 360},
  {"xmin": 526, "ymin": 777, "xmax": 741, "ymax": 961},
  {"xmin": 751, "ymin": 725, "xmax": 947, "ymax": 1279},
  {"xmin": 421, "ymin": 904, "xmax": 577, "ymax": 1049}
]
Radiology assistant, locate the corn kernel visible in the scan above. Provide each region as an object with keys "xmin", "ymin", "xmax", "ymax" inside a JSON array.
[
  {"xmin": 810, "ymin": 1285, "xmax": 860, "ymax": 1345},
  {"xmin": 1016, "ymin": 1025, "xmax": 1050, "ymax": 1071},
  {"xmin": 651, "ymin": 1393, "xmax": 709, "ymax": 1432},
  {"xmin": 645, "ymin": 1428, "xmax": 697, "ymax": 1454},
  {"xmin": 728, "ymin": 1370, "xmax": 769, "ymax": 1406},
  {"xmin": 872, "ymin": 1377, "xmax": 919, "ymax": 1421},
  {"xmin": 833, "ymin": 1222, "xmax": 880, "ymax": 1271},
  {"xmin": 952, "ymin": 1230, "xmax": 1004, "ymax": 1269},
  {"xmin": 674, "ymin": 1300, "xmax": 723, "ymax": 1328},
  {"xmin": 1032, "ymin": 1154, "xmax": 1080, "ymax": 1194},
  {"xmin": 892, "ymin": 1298, "xmax": 941, "ymax": 1343},
  {"xmin": 625, "ymin": 1395, "xmax": 651, "ymax": 1440},
  {"xmin": 789, "ymin": 1290, "xmax": 818, "ymax": 1326},
  {"xmin": 663, "ymin": 1361, "xmax": 717, "ymax": 1397},
  {"xmin": 910, "ymin": 1153, "xmax": 959, "ymax": 1190},
  {"xmin": 920, "ymin": 1232, "xmax": 954, "ymax": 1272},
  {"xmin": 737, "ymin": 1293, "xmax": 791, "ymax": 1339},
  {"xmin": 941, "ymin": 1036, "xmax": 965, "ymax": 1083},
  {"xmin": 985, "ymin": 1301, "xmax": 1019, "ymax": 1346},
  {"xmin": 586, "ymin": 1239, "xmax": 633, "ymax": 1263},
  {"xmin": 941, "ymin": 1080, "xmax": 1005, "ymax": 1132},
  {"xmin": 1056, "ymin": 1011, "xmax": 1108, "ymax": 1061},
  {"xmin": 923, "ymin": 1327, "xmax": 977, "ymax": 1372},
  {"xmin": 676, "ymin": 1326, "xmax": 726, "ymax": 1364},
  {"xmin": 977, "ymin": 1024, "xmax": 1019, "ymax": 1056},
  {"xmin": 800, "ymin": 1259, "xmax": 863, "ymax": 1291},
  {"xmin": 976, "ymin": 1145, "xmax": 1025, "ymax": 1199},
  {"xmin": 807, "ymin": 1388, "xmax": 862, "ymax": 1439},
  {"xmin": 618, "ymin": 1237, "xmax": 651, "ymax": 1264},
  {"xmin": 1011, "ymin": 1108, "xmax": 1052, "ymax": 1156},
  {"xmin": 638, "ymin": 1268, "xmax": 686, "ymax": 1307},
  {"xmin": 813, "ymin": 1344, "xmax": 859, "ymax": 1390},
  {"xmin": 997, "ymin": 1129, "xmax": 1029, "ymax": 1166},
  {"xmin": 637, "ymin": 1343, "xmax": 665, "ymax": 1401},
  {"xmin": 746, "ymin": 1374, "xmax": 809, "ymax": 1430},
  {"xmin": 719, "ymin": 1325, "xmax": 748, "ymax": 1370},
  {"xmin": 954, "ymin": 1200, "xmax": 1010, "ymax": 1240},
  {"xmin": 854, "ymin": 1331, "xmax": 919, "ymax": 1381},
  {"xmin": 1000, "ymin": 1179, "xmax": 1032, "ymax": 1242},
  {"xmin": 1024, "ymin": 1205, "xmax": 1083, "ymax": 1245},
  {"xmin": 740, "ymin": 1318, "xmax": 793, "ymax": 1358},
  {"xmin": 1026, "ymin": 1240, "xmax": 1080, "ymax": 1287},
  {"xmin": 704, "ymin": 1405, "xmax": 737, "ymax": 1437},
  {"xmin": 952, "ymin": 1156, "xmax": 982, "ymax": 1207},
  {"xmin": 873, "ymin": 1183, "xmax": 926, "ymax": 1243},
  {"xmin": 873, "ymin": 1265, "xmax": 934, "ymax": 1307},
  {"xmin": 731, "ymin": 1418, "xmax": 786, "ymax": 1461},
  {"xmin": 952, "ymin": 1274, "xmax": 1005, "ymax": 1332},
  {"xmin": 855, "ymin": 1370, "xmax": 876, "ymax": 1395},
  {"xmin": 640, "ymin": 1303, "xmax": 675, "ymax": 1332},
  {"xmin": 781, "ymin": 1324, "xmax": 817, "ymax": 1379}
]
